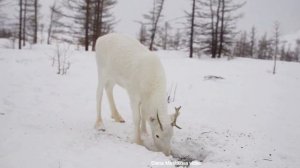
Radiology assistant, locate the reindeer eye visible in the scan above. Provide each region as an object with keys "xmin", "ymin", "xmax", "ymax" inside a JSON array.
[{"xmin": 156, "ymin": 135, "xmax": 159, "ymax": 138}]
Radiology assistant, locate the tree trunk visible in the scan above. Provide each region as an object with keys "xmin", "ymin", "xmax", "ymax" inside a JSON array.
[
  {"xmin": 92, "ymin": 0, "xmax": 102, "ymax": 51},
  {"xmin": 273, "ymin": 48, "xmax": 277, "ymax": 74},
  {"xmin": 189, "ymin": 0, "xmax": 196, "ymax": 58},
  {"xmin": 273, "ymin": 22, "xmax": 279, "ymax": 74},
  {"xmin": 33, "ymin": 0, "xmax": 38, "ymax": 44},
  {"xmin": 85, "ymin": 0, "xmax": 90, "ymax": 51},
  {"xmin": 99, "ymin": 0, "xmax": 103, "ymax": 36},
  {"xmin": 149, "ymin": 0, "xmax": 165, "ymax": 51},
  {"xmin": 209, "ymin": 0, "xmax": 215, "ymax": 57},
  {"xmin": 18, "ymin": 0, "xmax": 23, "ymax": 49},
  {"xmin": 22, "ymin": 0, "xmax": 27, "ymax": 46},
  {"xmin": 213, "ymin": 0, "xmax": 221, "ymax": 58},
  {"xmin": 217, "ymin": 0, "xmax": 225, "ymax": 58},
  {"xmin": 163, "ymin": 21, "xmax": 168, "ymax": 50},
  {"xmin": 47, "ymin": 7, "xmax": 53, "ymax": 45},
  {"xmin": 250, "ymin": 26, "xmax": 256, "ymax": 57}
]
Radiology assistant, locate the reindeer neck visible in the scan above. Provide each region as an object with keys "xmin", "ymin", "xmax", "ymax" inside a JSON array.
[{"xmin": 142, "ymin": 92, "xmax": 169, "ymax": 120}]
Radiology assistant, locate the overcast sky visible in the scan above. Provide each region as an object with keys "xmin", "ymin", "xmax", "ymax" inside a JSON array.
[{"xmin": 113, "ymin": 0, "xmax": 300, "ymax": 37}]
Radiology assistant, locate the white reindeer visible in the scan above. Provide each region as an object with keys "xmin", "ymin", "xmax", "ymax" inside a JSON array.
[{"xmin": 94, "ymin": 33, "xmax": 181, "ymax": 156}]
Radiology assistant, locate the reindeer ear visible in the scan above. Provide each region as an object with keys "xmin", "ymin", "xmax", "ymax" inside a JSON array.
[
  {"xmin": 175, "ymin": 106, "xmax": 181, "ymax": 111},
  {"xmin": 150, "ymin": 117, "xmax": 155, "ymax": 122}
]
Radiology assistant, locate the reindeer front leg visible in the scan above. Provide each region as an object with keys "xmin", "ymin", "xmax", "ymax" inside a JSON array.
[
  {"xmin": 130, "ymin": 99, "xmax": 142, "ymax": 145},
  {"xmin": 141, "ymin": 118, "xmax": 147, "ymax": 134}
]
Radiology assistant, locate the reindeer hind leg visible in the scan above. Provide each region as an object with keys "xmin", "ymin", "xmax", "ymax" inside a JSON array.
[{"xmin": 95, "ymin": 81, "xmax": 105, "ymax": 131}]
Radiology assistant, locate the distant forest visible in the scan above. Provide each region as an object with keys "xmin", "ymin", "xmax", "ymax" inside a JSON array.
[{"xmin": 0, "ymin": 0, "xmax": 299, "ymax": 62}]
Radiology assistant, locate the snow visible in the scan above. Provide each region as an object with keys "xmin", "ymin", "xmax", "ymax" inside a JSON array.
[
  {"xmin": 1, "ymin": 46, "xmax": 300, "ymax": 168},
  {"xmin": 0, "ymin": 38, "xmax": 13, "ymax": 49}
]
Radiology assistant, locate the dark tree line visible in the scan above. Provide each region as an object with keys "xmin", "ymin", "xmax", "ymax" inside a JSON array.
[
  {"xmin": 2, "ymin": 0, "xmax": 299, "ymax": 62},
  {"xmin": 0, "ymin": 0, "xmax": 7, "ymax": 26},
  {"xmin": 138, "ymin": 0, "xmax": 300, "ymax": 63},
  {"xmin": 234, "ymin": 23, "xmax": 300, "ymax": 62},
  {"xmin": 12, "ymin": 0, "xmax": 117, "ymax": 50},
  {"xmin": 141, "ymin": 0, "xmax": 245, "ymax": 58},
  {"xmin": 3, "ymin": 0, "xmax": 245, "ymax": 57},
  {"xmin": 138, "ymin": 21, "xmax": 184, "ymax": 51}
]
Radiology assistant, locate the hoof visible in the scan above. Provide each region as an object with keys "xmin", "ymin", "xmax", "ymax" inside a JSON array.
[
  {"xmin": 97, "ymin": 128, "xmax": 106, "ymax": 132},
  {"xmin": 94, "ymin": 121, "xmax": 105, "ymax": 131},
  {"xmin": 112, "ymin": 115, "xmax": 125, "ymax": 123},
  {"xmin": 135, "ymin": 139, "xmax": 143, "ymax": 146},
  {"xmin": 118, "ymin": 119, "xmax": 125, "ymax": 123}
]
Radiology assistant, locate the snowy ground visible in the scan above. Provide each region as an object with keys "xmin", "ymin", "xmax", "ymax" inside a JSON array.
[{"xmin": 0, "ymin": 46, "xmax": 300, "ymax": 168}]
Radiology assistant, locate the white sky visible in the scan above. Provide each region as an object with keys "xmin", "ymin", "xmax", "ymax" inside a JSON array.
[{"xmin": 238, "ymin": 0, "xmax": 300, "ymax": 36}]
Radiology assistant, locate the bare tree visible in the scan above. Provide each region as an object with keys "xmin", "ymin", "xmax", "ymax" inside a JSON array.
[
  {"xmin": 19, "ymin": 0, "xmax": 41, "ymax": 46},
  {"xmin": 47, "ymin": 2, "xmax": 55, "ymax": 44},
  {"xmin": 217, "ymin": 0, "xmax": 245, "ymax": 58},
  {"xmin": 233, "ymin": 31, "xmax": 250, "ymax": 57},
  {"xmin": 54, "ymin": 0, "xmax": 116, "ymax": 51},
  {"xmin": 198, "ymin": 0, "xmax": 221, "ymax": 58},
  {"xmin": 52, "ymin": 44, "xmax": 71, "ymax": 75},
  {"xmin": 250, "ymin": 26, "xmax": 256, "ymax": 57},
  {"xmin": 55, "ymin": 0, "xmax": 92, "ymax": 50},
  {"xmin": 142, "ymin": 0, "xmax": 165, "ymax": 50},
  {"xmin": 138, "ymin": 22, "xmax": 147, "ymax": 45},
  {"xmin": 196, "ymin": 0, "xmax": 214, "ymax": 56},
  {"xmin": 273, "ymin": 21, "xmax": 280, "ymax": 74},
  {"xmin": 284, "ymin": 45, "xmax": 293, "ymax": 61},
  {"xmin": 33, "ymin": 0, "xmax": 39, "ymax": 44},
  {"xmin": 91, "ymin": 0, "xmax": 102, "ymax": 51},
  {"xmin": 198, "ymin": 0, "xmax": 245, "ymax": 58},
  {"xmin": 295, "ymin": 39, "xmax": 300, "ymax": 62},
  {"xmin": 188, "ymin": 0, "xmax": 196, "ymax": 58},
  {"xmin": 85, "ymin": 0, "xmax": 90, "ymax": 51},
  {"xmin": 18, "ymin": 0, "xmax": 23, "ymax": 49},
  {"xmin": 149, "ymin": 0, "xmax": 165, "ymax": 51},
  {"xmin": 91, "ymin": 0, "xmax": 117, "ymax": 51},
  {"xmin": 47, "ymin": 2, "xmax": 63, "ymax": 44},
  {"xmin": 0, "ymin": 0, "xmax": 8, "ymax": 27},
  {"xmin": 162, "ymin": 21, "xmax": 171, "ymax": 50},
  {"xmin": 257, "ymin": 33, "xmax": 272, "ymax": 60},
  {"xmin": 214, "ymin": 0, "xmax": 221, "ymax": 58},
  {"xmin": 172, "ymin": 29, "xmax": 182, "ymax": 50},
  {"xmin": 22, "ymin": 0, "xmax": 27, "ymax": 46},
  {"xmin": 39, "ymin": 23, "xmax": 44, "ymax": 43}
]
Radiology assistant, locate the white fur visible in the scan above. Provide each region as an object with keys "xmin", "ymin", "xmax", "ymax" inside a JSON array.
[{"xmin": 94, "ymin": 33, "xmax": 175, "ymax": 156}]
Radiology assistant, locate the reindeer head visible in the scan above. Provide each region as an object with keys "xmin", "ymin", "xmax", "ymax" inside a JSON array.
[{"xmin": 149, "ymin": 106, "xmax": 182, "ymax": 156}]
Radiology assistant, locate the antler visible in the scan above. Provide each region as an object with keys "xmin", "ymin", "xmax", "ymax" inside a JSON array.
[
  {"xmin": 157, "ymin": 112, "xmax": 164, "ymax": 131},
  {"xmin": 171, "ymin": 106, "xmax": 182, "ymax": 129}
]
